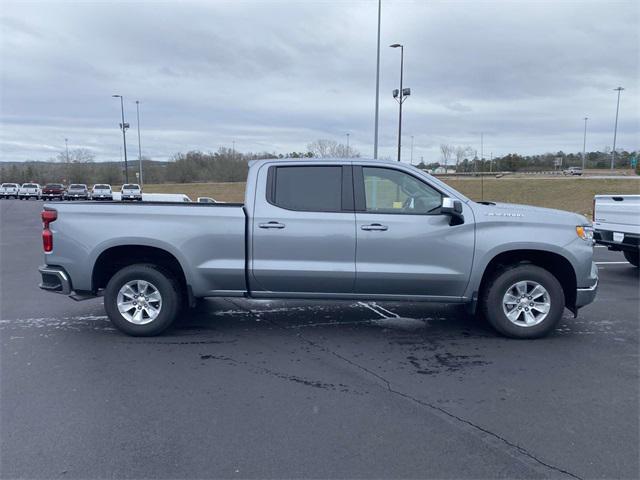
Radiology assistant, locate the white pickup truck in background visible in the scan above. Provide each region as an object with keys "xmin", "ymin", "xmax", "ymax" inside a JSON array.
[{"xmin": 593, "ymin": 195, "xmax": 640, "ymax": 267}]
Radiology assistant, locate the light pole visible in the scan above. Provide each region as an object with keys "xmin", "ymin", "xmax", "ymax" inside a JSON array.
[
  {"xmin": 480, "ymin": 132, "xmax": 484, "ymax": 173},
  {"xmin": 611, "ymin": 86, "xmax": 624, "ymax": 170},
  {"xmin": 112, "ymin": 95, "xmax": 130, "ymax": 183},
  {"xmin": 64, "ymin": 138, "xmax": 70, "ymax": 183},
  {"xmin": 135, "ymin": 100, "xmax": 143, "ymax": 186},
  {"xmin": 410, "ymin": 135, "xmax": 414, "ymax": 164},
  {"xmin": 582, "ymin": 117, "xmax": 588, "ymax": 170},
  {"xmin": 346, "ymin": 133, "xmax": 350, "ymax": 158},
  {"xmin": 390, "ymin": 43, "xmax": 410, "ymax": 162},
  {"xmin": 373, "ymin": 0, "xmax": 381, "ymax": 159}
]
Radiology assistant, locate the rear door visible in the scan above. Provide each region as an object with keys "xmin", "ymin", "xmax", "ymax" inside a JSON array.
[
  {"xmin": 251, "ymin": 164, "xmax": 356, "ymax": 294},
  {"xmin": 353, "ymin": 165, "xmax": 475, "ymax": 298}
]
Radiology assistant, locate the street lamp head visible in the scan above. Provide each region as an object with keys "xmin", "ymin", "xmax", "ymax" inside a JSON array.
[
  {"xmin": 389, "ymin": 43, "xmax": 402, "ymax": 48},
  {"xmin": 112, "ymin": 94, "xmax": 121, "ymax": 98}
]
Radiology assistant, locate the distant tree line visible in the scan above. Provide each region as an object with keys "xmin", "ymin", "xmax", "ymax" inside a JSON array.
[
  {"xmin": 423, "ymin": 145, "xmax": 639, "ymax": 173},
  {"xmin": 1, "ymin": 141, "xmax": 637, "ymax": 185}
]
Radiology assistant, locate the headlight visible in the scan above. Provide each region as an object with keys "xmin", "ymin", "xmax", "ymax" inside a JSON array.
[{"xmin": 576, "ymin": 225, "xmax": 594, "ymax": 242}]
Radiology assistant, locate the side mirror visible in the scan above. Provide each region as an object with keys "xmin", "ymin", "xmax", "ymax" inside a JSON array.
[{"xmin": 441, "ymin": 197, "xmax": 464, "ymax": 225}]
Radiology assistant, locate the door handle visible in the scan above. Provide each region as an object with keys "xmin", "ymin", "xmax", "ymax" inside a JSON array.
[
  {"xmin": 361, "ymin": 223, "xmax": 388, "ymax": 231},
  {"xmin": 259, "ymin": 221, "xmax": 286, "ymax": 229}
]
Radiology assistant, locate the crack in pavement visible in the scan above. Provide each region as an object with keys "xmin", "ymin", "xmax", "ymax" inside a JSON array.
[{"xmin": 227, "ymin": 299, "xmax": 583, "ymax": 480}]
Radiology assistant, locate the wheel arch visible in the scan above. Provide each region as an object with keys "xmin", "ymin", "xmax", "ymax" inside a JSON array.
[
  {"xmin": 477, "ymin": 249, "xmax": 577, "ymax": 313},
  {"xmin": 92, "ymin": 245, "xmax": 189, "ymax": 298}
]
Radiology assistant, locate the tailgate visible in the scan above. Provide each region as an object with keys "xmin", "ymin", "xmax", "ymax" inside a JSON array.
[{"xmin": 594, "ymin": 195, "xmax": 640, "ymax": 234}]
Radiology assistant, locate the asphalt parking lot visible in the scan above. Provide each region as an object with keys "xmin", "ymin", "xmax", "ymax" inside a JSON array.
[{"xmin": 1, "ymin": 199, "xmax": 638, "ymax": 479}]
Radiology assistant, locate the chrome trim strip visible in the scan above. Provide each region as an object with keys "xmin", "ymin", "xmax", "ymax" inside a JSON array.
[{"xmin": 577, "ymin": 278, "xmax": 598, "ymax": 292}]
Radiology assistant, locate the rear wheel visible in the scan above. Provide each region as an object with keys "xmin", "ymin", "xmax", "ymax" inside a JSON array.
[
  {"xmin": 481, "ymin": 264, "xmax": 565, "ymax": 339},
  {"xmin": 104, "ymin": 264, "xmax": 182, "ymax": 336},
  {"xmin": 623, "ymin": 250, "xmax": 639, "ymax": 267}
]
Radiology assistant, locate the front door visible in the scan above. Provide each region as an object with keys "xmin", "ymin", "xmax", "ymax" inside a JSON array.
[
  {"xmin": 251, "ymin": 164, "xmax": 356, "ymax": 294},
  {"xmin": 354, "ymin": 165, "xmax": 474, "ymax": 298}
]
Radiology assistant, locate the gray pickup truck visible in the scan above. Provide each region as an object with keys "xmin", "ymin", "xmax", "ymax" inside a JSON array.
[{"xmin": 38, "ymin": 159, "xmax": 598, "ymax": 338}]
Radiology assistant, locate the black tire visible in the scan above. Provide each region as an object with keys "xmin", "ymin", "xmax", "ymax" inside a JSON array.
[
  {"xmin": 104, "ymin": 263, "xmax": 183, "ymax": 336},
  {"xmin": 481, "ymin": 264, "xmax": 565, "ymax": 339},
  {"xmin": 623, "ymin": 250, "xmax": 639, "ymax": 267}
]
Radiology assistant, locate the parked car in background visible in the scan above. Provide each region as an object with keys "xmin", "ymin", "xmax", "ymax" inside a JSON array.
[
  {"xmin": 42, "ymin": 183, "xmax": 66, "ymax": 201},
  {"xmin": 91, "ymin": 184, "xmax": 113, "ymax": 200},
  {"xmin": 66, "ymin": 184, "xmax": 89, "ymax": 200},
  {"xmin": 563, "ymin": 167, "xmax": 583, "ymax": 176},
  {"xmin": 594, "ymin": 194, "xmax": 640, "ymax": 267},
  {"xmin": 38, "ymin": 158, "xmax": 598, "ymax": 339},
  {"xmin": 19, "ymin": 183, "xmax": 41, "ymax": 200},
  {"xmin": 197, "ymin": 197, "xmax": 217, "ymax": 203},
  {"xmin": 0, "ymin": 183, "xmax": 20, "ymax": 199},
  {"xmin": 121, "ymin": 184, "xmax": 142, "ymax": 201}
]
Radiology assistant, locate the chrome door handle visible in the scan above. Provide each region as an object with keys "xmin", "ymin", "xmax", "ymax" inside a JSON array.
[
  {"xmin": 361, "ymin": 223, "xmax": 388, "ymax": 231},
  {"xmin": 259, "ymin": 221, "xmax": 286, "ymax": 229}
]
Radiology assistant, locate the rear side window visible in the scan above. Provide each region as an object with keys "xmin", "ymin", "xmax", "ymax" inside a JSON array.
[
  {"xmin": 123, "ymin": 184, "xmax": 139, "ymax": 190},
  {"xmin": 23, "ymin": 184, "xmax": 37, "ymax": 188},
  {"xmin": 269, "ymin": 166, "xmax": 344, "ymax": 212}
]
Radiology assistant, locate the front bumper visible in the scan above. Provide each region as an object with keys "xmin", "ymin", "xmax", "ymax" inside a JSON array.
[
  {"xmin": 575, "ymin": 262, "xmax": 598, "ymax": 308},
  {"xmin": 39, "ymin": 265, "xmax": 72, "ymax": 295}
]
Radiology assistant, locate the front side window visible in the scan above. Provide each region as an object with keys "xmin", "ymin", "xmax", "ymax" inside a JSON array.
[
  {"xmin": 362, "ymin": 167, "xmax": 442, "ymax": 214},
  {"xmin": 271, "ymin": 166, "xmax": 343, "ymax": 212}
]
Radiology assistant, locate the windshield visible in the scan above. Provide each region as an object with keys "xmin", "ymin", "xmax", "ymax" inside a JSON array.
[
  {"xmin": 93, "ymin": 185, "xmax": 110, "ymax": 189},
  {"xmin": 69, "ymin": 184, "xmax": 86, "ymax": 189},
  {"xmin": 2, "ymin": 183, "xmax": 18, "ymax": 188}
]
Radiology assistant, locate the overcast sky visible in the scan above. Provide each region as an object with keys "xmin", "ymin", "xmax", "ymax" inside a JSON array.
[{"xmin": 1, "ymin": 0, "xmax": 638, "ymax": 163}]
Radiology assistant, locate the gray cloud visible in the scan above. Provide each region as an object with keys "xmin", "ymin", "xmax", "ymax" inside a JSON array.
[{"xmin": 1, "ymin": 0, "xmax": 638, "ymax": 164}]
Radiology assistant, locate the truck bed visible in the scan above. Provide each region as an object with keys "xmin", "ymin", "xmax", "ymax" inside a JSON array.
[{"xmin": 44, "ymin": 201, "xmax": 248, "ymax": 297}]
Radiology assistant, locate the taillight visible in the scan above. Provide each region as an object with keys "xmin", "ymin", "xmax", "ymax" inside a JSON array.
[{"xmin": 42, "ymin": 209, "xmax": 57, "ymax": 252}]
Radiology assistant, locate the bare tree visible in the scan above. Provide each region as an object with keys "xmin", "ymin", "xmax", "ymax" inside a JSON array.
[
  {"xmin": 307, "ymin": 139, "xmax": 360, "ymax": 158},
  {"xmin": 454, "ymin": 146, "xmax": 473, "ymax": 170},
  {"xmin": 440, "ymin": 144, "xmax": 454, "ymax": 169}
]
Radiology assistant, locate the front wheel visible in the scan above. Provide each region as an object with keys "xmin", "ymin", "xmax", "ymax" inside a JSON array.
[
  {"xmin": 481, "ymin": 264, "xmax": 565, "ymax": 339},
  {"xmin": 623, "ymin": 250, "xmax": 639, "ymax": 267},
  {"xmin": 104, "ymin": 264, "xmax": 182, "ymax": 336}
]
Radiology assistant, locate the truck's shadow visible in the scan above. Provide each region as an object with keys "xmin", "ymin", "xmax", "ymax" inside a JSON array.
[{"xmin": 172, "ymin": 298, "xmax": 497, "ymax": 340}]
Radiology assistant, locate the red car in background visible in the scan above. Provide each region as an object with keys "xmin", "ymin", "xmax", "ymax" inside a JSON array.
[{"xmin": 42, "ymin": 183, "xmax": 66, "ymax": 201}]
